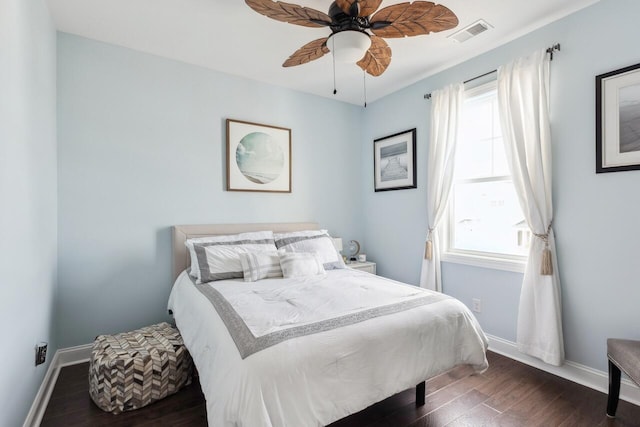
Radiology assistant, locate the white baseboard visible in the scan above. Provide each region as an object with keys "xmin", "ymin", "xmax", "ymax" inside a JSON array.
[
  {"xmin": 22, "ymin": 352, "xmax": 61, "ymax": 427},
  {"xmin": 23, "ymin": 343, "xmax": 93, "ymax": 427},
  {"xmin": 56, "ymin": 343, "xmax": 92, "ymax": 367},
  {"xmin": 487, "ymin": 334, "xmax": 640, "ymax": 407}
]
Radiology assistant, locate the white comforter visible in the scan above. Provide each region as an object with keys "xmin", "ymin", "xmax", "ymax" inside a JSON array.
[{"xmin": 168, "ymin": 268, "xmax": 488, "ymax": 427}]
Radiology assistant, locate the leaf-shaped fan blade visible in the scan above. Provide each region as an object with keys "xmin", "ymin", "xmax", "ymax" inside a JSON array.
[
  {"xmin": 357, "ymin": 35, "xmax": 391, "ymax": 76},
  {"xmin": 246, "ymin": 0, "xmax": 331, "ymax": 27},
  {"xmin": 370, "ymin": 1, "xmax": 458, "ymax": 38},
  {"xmin": 335, "ymin": 0, "xmax": 383, "ymax": 17},
  {"xmin": 283, "ymin": 38, "xmax": 330, "ymax": 67}
]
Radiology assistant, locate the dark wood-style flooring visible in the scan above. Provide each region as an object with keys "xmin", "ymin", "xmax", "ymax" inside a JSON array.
[{"xmin": 41, "ymin": 351, "xmax": 640, "ymax": 426}]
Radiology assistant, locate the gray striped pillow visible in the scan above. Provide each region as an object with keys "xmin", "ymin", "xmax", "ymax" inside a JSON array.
[
  {"xmin": 186, "ymin": 231, "xmax": 277, "ymax": 284},
  {"xmin": 274, "ymin": 229, "xmax": 345, "ymax": 270},
  {"xmin": 239, "ymin": 252, "xmax": 283, "ymax": 282}
]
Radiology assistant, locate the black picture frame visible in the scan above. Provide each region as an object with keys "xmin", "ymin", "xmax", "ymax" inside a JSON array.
[
  {"xmin": 596, "ymin": 62, "xmax": 640, "ymax": 173},
  {"xmin": 373, "ymin": 128, "xmax": 417, "ymax": 191}
]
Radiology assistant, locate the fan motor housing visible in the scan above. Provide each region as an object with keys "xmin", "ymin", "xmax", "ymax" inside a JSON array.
[{"xmin": 328, "ymin": 2, "xmax": 369, "ymax": 33}]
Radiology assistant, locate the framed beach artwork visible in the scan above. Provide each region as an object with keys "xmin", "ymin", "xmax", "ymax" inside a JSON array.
[
  {"xmin": 373, "ymin": 128, "xmax": 417, "ymax": 191},
  {"xmin": 596, "ymin": 62, "xmax": 640, "ymax": 173},
  {"xmin": 226, "ymin": 119, "xmax": 292, "ymax": 192}
]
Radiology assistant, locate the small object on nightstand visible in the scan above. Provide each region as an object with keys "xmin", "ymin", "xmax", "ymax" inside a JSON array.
[
  {"xmin": 348, "ymin": 261, "xmax": 376, "ymax": 275},
  {"xmin": 347, "ymin": 240, "xmax": 361, "ymax": 262}
]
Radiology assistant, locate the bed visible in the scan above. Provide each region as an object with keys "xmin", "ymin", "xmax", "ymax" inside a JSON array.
[{"xmin": 168, "ymin": 222, "xmax": 488, "ymax": 427}]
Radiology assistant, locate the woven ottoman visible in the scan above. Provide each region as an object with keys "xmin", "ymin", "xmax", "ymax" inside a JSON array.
[{"xmin": 89, "ymin": 322, "xmax": 193, "ymax": 414}]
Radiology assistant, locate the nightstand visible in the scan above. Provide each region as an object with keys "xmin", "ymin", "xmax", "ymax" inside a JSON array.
[{"xmin": 347, "ymin": 261, "xmax": 376, "ymax": 275}]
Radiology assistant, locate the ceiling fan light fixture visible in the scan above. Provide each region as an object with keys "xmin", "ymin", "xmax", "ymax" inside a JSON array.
[
  {"xmin": 246, "ymin": 0, "xmax": 459, "ymax": 77},
  {"xmin": 327, "ymin": 30, "xmax": 371, "ymax": 63}
]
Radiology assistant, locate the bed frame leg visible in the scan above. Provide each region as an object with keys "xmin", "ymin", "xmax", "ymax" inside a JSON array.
[{"xmin": 416, "ymin": 381, "xmax": 426, "ymax": 406}]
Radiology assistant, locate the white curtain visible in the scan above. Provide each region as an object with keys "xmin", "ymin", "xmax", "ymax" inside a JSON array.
[
  {"xmin": 419, "ymin": 83, "xmax": 463, "ymax": 292},
  {"xmin": 497, "ymin": 50, "xmax": 564, "ymax": 366}
]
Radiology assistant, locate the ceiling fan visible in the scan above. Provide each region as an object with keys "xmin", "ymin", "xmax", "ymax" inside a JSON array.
[{"xmin": 245, "ymin": 0, "xmax": 459, "ymax": 77}]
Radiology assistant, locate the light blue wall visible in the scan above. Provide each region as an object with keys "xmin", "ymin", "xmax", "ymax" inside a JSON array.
[
  {"xmin": 362, "ymin": 0, "xmax": 640, "ymax": 372},
  {"xmin": 0, "ymin": 0, "xmax": 58, "ymax": 425},
  {"xmin": 56, "ymin": 34, "xmax": 365, "ymax": 347}
]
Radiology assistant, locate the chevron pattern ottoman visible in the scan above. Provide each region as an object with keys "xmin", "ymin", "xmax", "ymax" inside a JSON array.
[{"xmin": 89, "ymin": 322, "xmax": 193, "ymax": 414}]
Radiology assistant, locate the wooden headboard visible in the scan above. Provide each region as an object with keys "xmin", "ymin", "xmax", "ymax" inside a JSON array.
[{"xmin": 171, "ymin": 222, "xmax": 319, "ymax": 281}]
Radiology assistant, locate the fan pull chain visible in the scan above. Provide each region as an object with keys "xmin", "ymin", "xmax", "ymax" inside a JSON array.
[
  {"xmin": 363, "ymin": 70, "xmax": 367, "ymax": 108},
  {"xmin": 332, "ymin": 37, "xmax": 337, "ymax": 95}
]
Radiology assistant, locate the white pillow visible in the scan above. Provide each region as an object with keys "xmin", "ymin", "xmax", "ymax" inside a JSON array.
[
  {"xmin": 185, "ymin": 231, "xmax": 276, "ymax": 283},
  {"xmin": 239, "ymin": 252, "xmax": 283, "ymax": 282},
  {"xmin": 274, "ymin": 229, "xmax": 345, "ymax": 270},
  {"xmin": 279, "ymin": 252, "xmax": 326, "ymax": 278}
]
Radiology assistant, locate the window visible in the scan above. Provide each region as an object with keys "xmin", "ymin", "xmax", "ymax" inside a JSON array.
[{"xmin": 443, "ymin": 81, "xmax": 528, "ymax": 272}]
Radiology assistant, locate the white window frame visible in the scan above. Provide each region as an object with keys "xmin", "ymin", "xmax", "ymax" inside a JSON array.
[{"xmin": 441, "ymin": 81, "xmax": 526, "ymax": 273}]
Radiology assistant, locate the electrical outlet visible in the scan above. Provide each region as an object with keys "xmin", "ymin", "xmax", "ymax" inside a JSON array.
[
  {"xmin": 472, "ymin": 298, "xmax": 482, "ymax": 313},
  {"xmin": 35, "ymin": 342, "xmax": 47, "ymax": 366}
]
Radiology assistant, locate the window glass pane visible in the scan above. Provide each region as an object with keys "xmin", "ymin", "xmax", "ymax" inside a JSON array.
[
  {"xmin": 492, "ymin": 137, "xmax": 510, "ymax": 176},
  {"xmin": 463, "ymin": 98, "xmax": 493, "ymax": 140},
  {"xmin": 456, "ymin": 89, "xmax": 502, "ymax": 180},
  {"xmin": 491, "ymin": 97, "xmax": 502, "ymax": 137},
  {"xmin": 456, "ymin": 137, "xmax": 492, "ymax": 179},
  {"xmin": 452, "ymin": 180, "xmax": 528, "ymax": 257}
]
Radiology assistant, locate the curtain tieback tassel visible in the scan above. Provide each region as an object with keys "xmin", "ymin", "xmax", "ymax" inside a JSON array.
[
  {"xmin": 534, "ymin": 223, "xmax": 553, "ymax": 276},
  {"xmin": 424, "ymin": 228, "xmax": 434, "ymax": 260},
  {"xmin": 425, "ymin": 240, "xmax": 433, "ymax": 260},
  {"xmin": 541, "ymin": 245, "xmax": 553, "ymax": 276}
]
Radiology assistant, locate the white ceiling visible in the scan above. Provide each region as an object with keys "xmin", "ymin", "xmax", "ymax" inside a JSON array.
[{"xmin": 46, "ymin": 0, "xmax": 599, "ymax": 105}]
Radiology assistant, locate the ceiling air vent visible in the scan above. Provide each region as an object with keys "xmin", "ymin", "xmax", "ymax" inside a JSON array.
[{"xmin": 448, "ymin": 19, "xmax": 492, "ymax": 43}]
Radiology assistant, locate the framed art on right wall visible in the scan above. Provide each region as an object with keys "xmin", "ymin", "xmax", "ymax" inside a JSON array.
[
  {"xmin": 596, "ymin": 62, "xmax": 640, "ymax": 173},
  {"xmin": 373, "ymin": 128, "xmax": 417, "ymax": 191}
]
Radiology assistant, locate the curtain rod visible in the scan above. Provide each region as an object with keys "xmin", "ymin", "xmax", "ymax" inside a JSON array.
[{"xmin": 423, "ymin": 43, "xmax": 561, "ymax": 100}]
